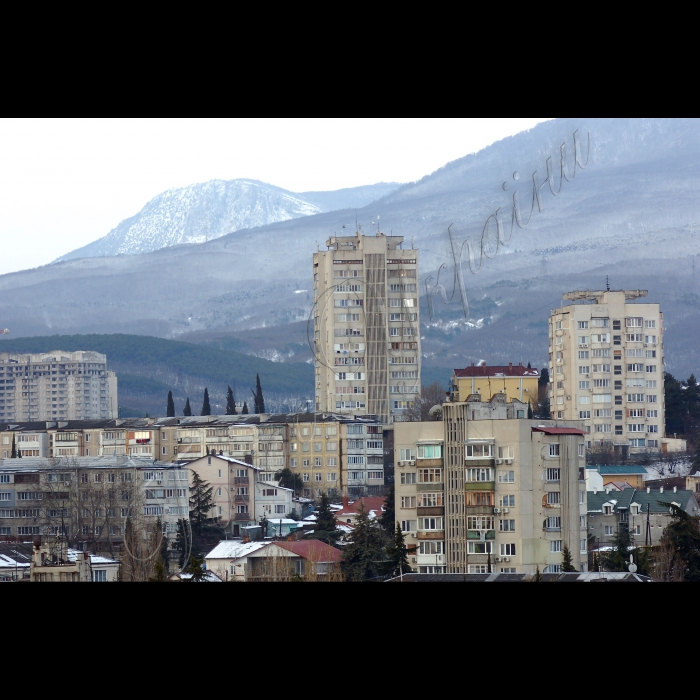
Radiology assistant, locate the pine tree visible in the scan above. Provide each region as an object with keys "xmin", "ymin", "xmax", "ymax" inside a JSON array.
[
  {"xmin": 387, "ymin": 522, "xmax": 410, "ymax": 576},
  {"xmin": 312, "ymin": 493, "xmax": 339, "ymax": 544},
  {"xmin": 527, "ymin": 401, "xmax": 533, "ymax": 419},
  {"xmin": 561, "ymin": 544, "xmax": 576, "ymax": 571},
  {"xmin": 342, "ymin": 503, "xmax": 388, "ymax": 581},
  {"xmin": 226, "ymin": 385, "xmax": 236, "ymax": 415},
  {"xmin": 252, "ymin": 374, "xmax": 265, "ymax": 414},
  {"xmin": 11, "ymin": 434, "xmax": 16, "ymax": 459},
  {"xmin": 691, "ymin": 433, "xmax": 700, "ymax": 475},
  {"xmin": 242, "ymin": 401, "xmax": 249, "ymax": 415},
  {"xmin": 275, "ymin": 468, "xmax": 302, "ymax": 496},
  {"xmin": 183, "ymin": 555, "xmax": 209, "ymax": 582},
  {"xmin": 166, "ymin": 391, "xmax": 175, "ymax": 417},
  {"xmin": 183, "ymin": 398, "xmax": 192, "ymax": 416},
  {"xmin": 189, "ymin": 470, "xmax": 219, "ymax": 538},
  {"xmin": 201, "ymin": 388, "xmax": 211, "ymax": 416},
  {"xmin": 658, "ymin": 503, "xmax": 700, "ymax": 581}
]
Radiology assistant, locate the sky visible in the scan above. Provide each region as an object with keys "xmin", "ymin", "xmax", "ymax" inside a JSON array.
[{"xmin": 0, "ymin": 118, "xmax": 551, "ymax": 276}]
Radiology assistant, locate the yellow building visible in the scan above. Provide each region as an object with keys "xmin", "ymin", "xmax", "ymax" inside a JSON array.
[{"xmin": 451, "ymin": 363, "xmax": 540, "ymax": 405}]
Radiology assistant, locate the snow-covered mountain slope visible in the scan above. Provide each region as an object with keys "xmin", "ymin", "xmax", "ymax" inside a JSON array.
[{"xmin": 55, "ymin": 179, "xmax": 401, "ymax": 262}]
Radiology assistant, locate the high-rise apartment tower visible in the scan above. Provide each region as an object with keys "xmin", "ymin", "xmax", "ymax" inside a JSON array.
[
  {"xmin": 313, "ymin": 232, "xmax": 420, "ymax": 424},
  {"xmin": 0, "ymin": 351, "xmax": 118, "ymax": 422},
  {"xmin": 548, "ymin": 290, "xmax": 664, "ymax": 454}
]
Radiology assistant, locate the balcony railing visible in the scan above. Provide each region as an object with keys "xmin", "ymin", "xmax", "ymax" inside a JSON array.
[
  {"xmin": 233, "ymin": 512, "xmax": 250, "ymax": 521},
  {"xmin": 466, "ymin": 530, "xmax": 495, "ymax": 540}
]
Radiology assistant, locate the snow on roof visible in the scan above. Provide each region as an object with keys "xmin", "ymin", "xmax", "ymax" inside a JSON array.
[
  {"xmin": 532, "ymin": 427, "xmax": 586, "ymax": 435},
  {"xmin": 205, "ymin": 540, "xmax": 268, "ymax": 560},
  {"xmin": 453, "ymin": 365, "xmax": 539, "ymax": 378},
  {"xmin": 275, "ymin": 540, "xmax": 343, "ymax": 563},
  {"xmin": 174, "ymin": 571, "xmax": 223, "ymax": 582}
]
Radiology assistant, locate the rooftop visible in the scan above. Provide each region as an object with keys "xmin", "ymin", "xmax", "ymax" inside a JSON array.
[
  {"xmin": 385, "ymin": 572, "xmax": 652, "ymax": 582},
  {"xmin": 453, "ymin": 363, "xmax": 539, "ymax": 379},
  {"xmin": 532, "ymin": 427, "xmax": 586, "ymax": 436},
  {"xmin": 596, "ymin": 465, "xmax": 648, "ymax": 475}
]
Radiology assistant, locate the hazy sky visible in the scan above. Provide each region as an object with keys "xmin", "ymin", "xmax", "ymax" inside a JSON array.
[{"xmin": 0, "ymin": 118, "xmax": 551, "ymax": 276}]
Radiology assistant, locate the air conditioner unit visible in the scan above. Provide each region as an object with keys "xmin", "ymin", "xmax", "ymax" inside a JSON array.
[
  {"xmin": 493, "ymin": 507, "xmax": 501, "ymax": 514},
  {"xmin": 494, "ymin": 557, "xmax": 501, "ymax": 562},
  {"xmin": 496, "ymin": 458, "xmax": 504, "ymax": 464},
  {"xmin": 567, "ymin": 395, "xmax": 572, "ymax": 400},
  {"xmin": 397, "ymin": 461, "xmax": 404, "ymax": 467},
  {"xmin": 579, "ymin": 343, "xmax": 588, "ymax": 348},
  {"xmin": 411, "ymin": 557, "xmax": 417, "ymax": 563},
  {"xmin": 408, "ymin": 460, "xmax": 415, "ymax": 466},
  {"xmin": 503, "ymin": 508, "xmax": 509, "ymax": 514},
  {"xmin": 157, "ymin": 480, "xmax": 163, "ymax": 485},
  {"xmin": 505, "ymin": 459, "xmax": 513, "ymax": 465},
  {"xmin": 504, "ymin": 557, "xmax": 510, "ymax": 562}
]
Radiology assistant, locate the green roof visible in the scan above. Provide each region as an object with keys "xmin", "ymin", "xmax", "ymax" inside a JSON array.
[
  {"xmin": 596, "ymin": 465, "xmax": 648, "ymax": 475},
  {"xmin": 587, "ymin": 488, "xmax": 697, "ymax": 514}
]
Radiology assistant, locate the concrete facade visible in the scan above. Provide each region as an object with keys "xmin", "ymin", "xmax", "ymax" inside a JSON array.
[
  {"xmin": 0, "ymin": 351, "xmax": 117, "ymax": 423},
  {"xmin": 395, "ymin": 393, "xmax": 588, "ymax": 575},
  {"xmin": 313, "ymin": 231, "xmax": 420, "ymax": 424},
  {"xmin": 548, "ymin": 290, "xmax": 664, "ymax": 454}
]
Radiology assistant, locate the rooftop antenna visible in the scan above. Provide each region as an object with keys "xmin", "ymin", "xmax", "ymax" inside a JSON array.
[
  {"xmin": 377, "ymin": 215, "xmax": 380, "ymax": 234},
  {"xmin": 355, "ymin": 209, "xmax": 358, "ymax": 233},
  {"xmin": 606, "ymin": 275, "xmax": 610, "ymax": 291}
]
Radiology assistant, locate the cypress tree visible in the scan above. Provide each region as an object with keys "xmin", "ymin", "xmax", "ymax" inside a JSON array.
[
  {"xmin": 201, "ymin": 388, "xmax": 211, "ymax": 416},
  {"xmin": 166, "ymin": 391, "xmax": 175, "ymax": 417},
  {"xmin": 183, "ymin": 398, "xmax": 192, "ymax": 416},
  {"xmin": 253, "ymin": 374, "xmax": 265, "ymax": 414},
  {"xmin": 226, "ymin": 385, "xmax": 236, "ymax": 415},
  {"xmin": 242, "ymin": 401, "xmax": 249, "ymax": 415},
  {"xmin": 11, "ymin": 434, "xmax": 16, "ymax": 459}
]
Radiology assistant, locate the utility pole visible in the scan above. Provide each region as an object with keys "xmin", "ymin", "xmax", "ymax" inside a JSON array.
[{"xmin": 645, "ymin": 503, "xmax": 651, "ymax": 547}]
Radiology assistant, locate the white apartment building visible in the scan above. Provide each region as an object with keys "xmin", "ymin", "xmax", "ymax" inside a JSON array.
[
  {"xmin": 548, "ymin": 290, "xmax": 664, "ymax": 455},
  {"xmin": 395, "ymin": 393, "xmax": 588, "ymax": 575},
  {"xmin": 313, "ymin": 231, "xmax": 420, "ymax": 424},
  {"xmin": 0, "ymin": 351, "xmax": 118, "ymax": 422}
]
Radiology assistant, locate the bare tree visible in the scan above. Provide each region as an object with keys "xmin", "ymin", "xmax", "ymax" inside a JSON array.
[{"xmin": 404, "ymin": 381, "xmax": 445, "ymax": 422}]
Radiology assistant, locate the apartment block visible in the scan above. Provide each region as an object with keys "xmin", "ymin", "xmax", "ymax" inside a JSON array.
[
  {"xmin": 0, "ymin": 455, "xmax": 189, "ymax": 562},
  {"xmin": 450, "ymin": 362, "xmax": 540, "ymax": 404},
  {"xmin": 395, "ymin": 392, "xmax": 588, "ymax": 574},
  {"xmin": 0, "ymin": 351, "xmax": 118, "ymax": 422},
  {"xmin": 548, "ymin": 290, "xmax": 664, "ymax": 454},
  {"xmin": 313, "ymin": 231, "xmax": 420, "ymax": 424}
]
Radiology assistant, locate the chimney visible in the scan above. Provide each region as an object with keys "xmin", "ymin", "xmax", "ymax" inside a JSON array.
[
  {"xmin": 674, "ymin": 486, "xmax": 677, "ymax": 493},
  {"xmin": 647, "ymin": 487, "xmax": 650, "ymax": 493},
  {"xmin": 343, "ymin": 495, "xmax": 349, "ymax": 509},
  {"xmin": 509, "ymin": 362, "xmax": 513, "ymax": 371},
  {"xmin": 660, "ymin": 487, "xmax": 664, "ymax": 494},
  {"xmin": 243, "ymin": 453, "xmax": 253, "ymax": 466},
  {"xmin": 593, "ymin": 488, "xmax": 597, "ymax": 495}
]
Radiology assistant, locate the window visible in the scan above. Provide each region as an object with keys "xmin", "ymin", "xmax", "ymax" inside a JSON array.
[
  {"xmin": 399, "ymin": 448, "xmax": 416, "ymax": 461},
  {"xmin": 550, "ymin": 540, "xmax": 562, "ymax": 553},
  {"xmin": 546, "ymin": 516, "xmax": 561, "ymax": 530},
  {"xmin": 467, "ymin": 516, "xmax": 494, "ymax": 530},
  {"xmin": 579, "ymin": 381, "xmax": 590, "ymax": 390},
  {"xmin": 548, "ymin": 444, "xmax": 560, "ymax": 457},
  {"xmin": 578, "ymin": 350, "xmax": 589, "ymax": 359},
  {"xmin": 417, "ymin": 444, "xmax": 442, "ymax": 459},
  {"xmin": 604, "ymin": 525, "xmax": 614, "ymax": 535},
  {"xmin": 400, "ymin": 520, "xmax": 416, "ymax": 532},
  {"xmin": 465, "ymin": 443, "xmax": 493, "ymax": 458},
  {"xmin": 327, "ymin": 473, "xmax": 338, "ymax": 481},
  {"xmin": 547, "ymin": 492, "xmax": 560, "ymax": 505},
  {"xmin": 467, "ymin": 541, "xmax": 493, "ymax": 554},
  {"xmin": 500, "ymin": 495, "xmax": 515, "ymax": 507},
  {"xmin": 465, "ymin": 491, "xmax": 494, "ymax": 506},
  {"xmin": 579, "ymin": 396, "xmax": 590, "ymax": 405},
  {"xmin": 468, "ymin": 565, "xmax": 490, "ymax": 573},
  {"xmin": 418, "ymin": 468, "xmax": 442, "ymax": 483},
  {"xmin": 497, "ymin": 446, "xmax": 514, "ymax": 459},
  {"xmin": 497, "ymin": 470, "xmax": 515, "ymax": 483},
  {"xmin": 499, "ymin": 543, "xmax": 516, "ymax": 556},
  {"xmin": 579, "ymin": 366, "xmax": 590, "ymax": 374},
  {"xmin": 400, "ymin": 472, "xmax": 416, "ymax": 484},
  {"xmin": 578, "ymin": 321, "xmax": 588, "ymax": 329},
  {"xmin": 466, "ymin": 468, "xmax": 493, "ymax": 482},
  {"xmin": 546, "ymin": 468, "xmax": 560, "ymax": 481},
  {"xmin": 419, "ymin": 517, "xmax": 443, "ymax": 531},
  {"xmin": 593, "ymin": 379, "xmax": 610, "ymax": 387},
  {"xmin": 499, "ymin": 519, "xmax": 516, "ymax": 532},
  {"xmin": 302, "ymin": 473, "xmax": 309, "ymax": 482},
  {"xmin": 315, "ymin": 473, "xmax": 322, "ymax": 482},
  {"xmin": 401, "ymin": 496, "xmax": 416, "ymax": 509}
]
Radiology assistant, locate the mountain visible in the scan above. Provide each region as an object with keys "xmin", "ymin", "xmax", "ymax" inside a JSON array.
[
  {"xmin": 55, "ymin": 179, "xmax": 401, "ymax": 261},
  {"xmin": 3, "ymin": 118, "xmax": 700, "ymax": 382}
]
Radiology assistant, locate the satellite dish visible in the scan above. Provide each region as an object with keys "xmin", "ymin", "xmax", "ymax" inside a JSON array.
[{"xmin": 429, "ymin": 405, "xmax": 442, "ymax": 416}]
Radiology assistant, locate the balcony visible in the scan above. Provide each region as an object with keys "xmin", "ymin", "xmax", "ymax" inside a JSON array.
[
  {"xmin": 233, "ymin": 476, "xmax": 249, "ymax": 485},
  {"xmin": 233, "ymin": 512, "xmax": 250, "ymax": 521},
  {"xmin": 417, "ymin": 506, "xmax": 444, "ymax": 517},
  {"xmin": 416, "ymin": 482, "xmax": 443, "ymax": 492},
  {"xmin": 234, "ymin": 494, "xmax": 249, "ymax": 503},
  {"xmin": 467, "ymin": 530, "xmax": 495, "ymax": 540},
  {"xmin": 465, "ymin": 481, "xmax": 495, "ymax": 491}
]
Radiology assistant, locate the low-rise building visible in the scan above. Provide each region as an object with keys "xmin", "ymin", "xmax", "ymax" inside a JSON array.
[
  {"xmin": 450, "ymin": 363, "xmax": 540, "ymax": 405},
  {"xmin": 587, "ymin": 485, "xmax": 699, "ymax": 548}
]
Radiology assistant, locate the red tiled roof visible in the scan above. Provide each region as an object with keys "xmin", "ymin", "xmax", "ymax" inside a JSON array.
[
  {"xmin": 453, "ymin": 365, "xmax": 539, "ymax": 378},
  {"xmin": 532, "ymin": 427, "xmax": 586, "ymax": 435},
  {"xmin": 275, "ymin": 540, "xmax": 343, "ymax": 562},
  {"xmin": 333, "ymin": 497, "xmax": 385, "ymax": 517}
]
